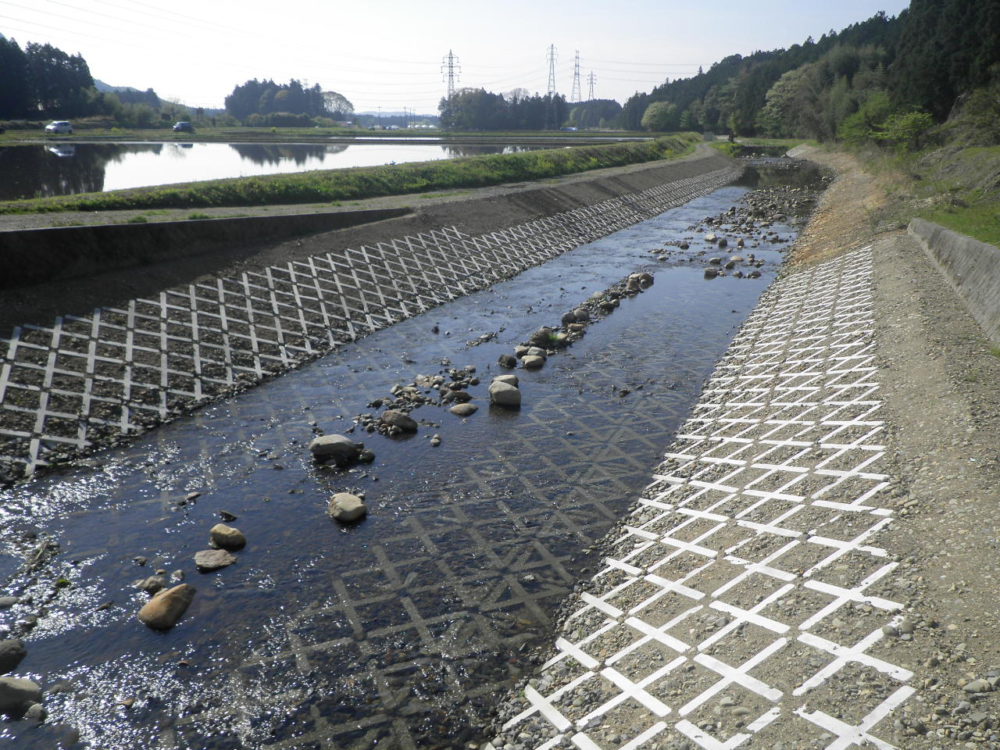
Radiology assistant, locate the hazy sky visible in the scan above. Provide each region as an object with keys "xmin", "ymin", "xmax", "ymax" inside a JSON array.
[{"xmin": 2, "ymin": 0, "xmax": 911, "ymax": 114}]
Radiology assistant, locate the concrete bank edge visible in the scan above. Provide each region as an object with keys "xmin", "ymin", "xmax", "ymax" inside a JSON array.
[
  {"xmin": 908, "ymin": 217, "xmax": 1000, "ymax": 345},
  {"xmin": 0, "ymin": 208, "xmax": 412, "ymax": 290}
]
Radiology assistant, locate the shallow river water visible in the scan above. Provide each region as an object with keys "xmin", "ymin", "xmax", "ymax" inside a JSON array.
[{"xmin": 0, "ymin": 166, "xmax": 817, "ymax": 749}]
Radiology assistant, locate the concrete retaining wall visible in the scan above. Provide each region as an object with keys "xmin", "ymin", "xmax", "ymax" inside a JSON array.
[
  {"xmin": 0, "ymin": 208, "xmax": 410, "ymax": 290},
  {"xmin": 909, "ymin": 218, "xmax": 1000, "ymax": 344}
]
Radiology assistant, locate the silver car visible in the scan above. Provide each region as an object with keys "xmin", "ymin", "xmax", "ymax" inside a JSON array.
[{"xmin": 44, "ymin": 120, "xmax": 73, "ymax": 134}]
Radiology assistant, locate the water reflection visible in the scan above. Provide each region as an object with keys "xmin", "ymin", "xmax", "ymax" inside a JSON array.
[
  {"xmin": 0, "ymin": 142, "xmax": 545, "ymax": 200},
  {"xmin": 441, "ymin": 144, "xmax": 534, "ymax": 158},
  {"xmin": 228, "ymin": 143, "xmax": 346, "ymax": 166}
]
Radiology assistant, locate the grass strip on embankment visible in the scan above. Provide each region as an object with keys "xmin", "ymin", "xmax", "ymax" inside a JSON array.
[
  {"xmin": 0, "ymin": 134, "xmax": 699, "ymax": 215},
  {"xmin": 913, "ymin": 146, "xmax": 1000, "ymax": 247}
]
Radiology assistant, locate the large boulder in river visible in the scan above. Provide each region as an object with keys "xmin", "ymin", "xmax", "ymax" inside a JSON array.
[
  {"xmin": 0, "ymin": 676, "xmax": 42, "ymax": 716},
  {"xmin": 328, "ymin": 492, "xmax": 367, "ymax": 523},
  {"xmin": 0, "ymin": 640, "xmax": 26, "ymax": 675},
  {"xmin": 209, "ymin": 523, "xmax": 246, "ymax": 551},
  {"xmin": 489, "ymin": 380, "xmax": 521, "ymax": 408},
  {"xmin": 380, "ymin": 410, "xmax": 418, "ymax": 433},
  {"xmin": 194, "ymin": 549, "xmax": 237, "ymax": 572},
  {"xmin": 308, "ymin": 434, "xmax": 364, "ymax": 467},
  {"xmin": 522, "ymin": 355, "xmax": 545, "ymax": 370},
  {"xmin": 138, "ymin": 584, "xmax": 196, "ymax": 630},
  {"xmin": 449, "ymin": 403, "xmax": 478, "ymax": 417}
]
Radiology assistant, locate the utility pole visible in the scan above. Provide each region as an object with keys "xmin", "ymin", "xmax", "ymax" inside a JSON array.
[
  {"xmin": 546, "ymin": 44, "xmax": 558, "ymax": 97},
  {"xmin": 441, "ymin": 49, "xmax": 461, "ymax": 101},
  {"xmin": 587, "ymin": 71, "xmax": 597, "ymax": 101},
  {"xmin": 570, "ymin": 51, "xmax": 582, "ymax": 103}
]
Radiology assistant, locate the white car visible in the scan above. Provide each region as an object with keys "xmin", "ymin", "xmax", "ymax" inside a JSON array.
[{"xmin": 44, "ymin": 120, "xmax": 73, "ymax": 134}]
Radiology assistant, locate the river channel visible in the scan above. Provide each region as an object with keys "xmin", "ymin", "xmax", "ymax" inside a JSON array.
[
  {"xmin": 0, "ymin": 142, "xmax": 542, "ymax": 201},
  {"xmin": 0, "ymin": 162, "xmax": 823, "ymax": 749}
]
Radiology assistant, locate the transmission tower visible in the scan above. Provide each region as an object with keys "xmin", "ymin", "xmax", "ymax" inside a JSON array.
[
  {"xmin": 441, "ymin": 50, "xmax": 461, "ymax": 100},
  {"xmin": 546, "ymin": 44, "xmax": 557, "ymax": 97},
  {"xmin": 570, "ymin": 51, "xmax": 582, "ymax": 103},
  {"xmin": 587, "ymin": 71, "xmax": 597, "ymax": 101}
]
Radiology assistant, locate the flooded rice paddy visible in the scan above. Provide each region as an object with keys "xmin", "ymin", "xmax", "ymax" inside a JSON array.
[{"xmin": 0, "ymin": 142, "xmax": 542, "ymax": 201}]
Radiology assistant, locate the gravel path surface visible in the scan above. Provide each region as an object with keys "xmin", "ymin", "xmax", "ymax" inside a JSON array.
[{"xmin": 487, "ymin": 147, "xmax": 1000, "ymax": 749}]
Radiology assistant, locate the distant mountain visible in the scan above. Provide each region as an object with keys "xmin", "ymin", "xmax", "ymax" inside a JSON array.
[{"xmin": 94, "ymin": 79, "xmax": 162, "ymax": 108}]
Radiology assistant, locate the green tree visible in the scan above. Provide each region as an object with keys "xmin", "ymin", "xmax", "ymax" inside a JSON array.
[
  {"xmin": 25, "ymin": 42, "xmax": 93, "ymax": 116},
  {"xmin": 875, "ymin": 110, "xmax": 935, "ymax": 151},
  {"xmin": 640, "ymin": 101, "xmax": 678, "ymax": 131}
]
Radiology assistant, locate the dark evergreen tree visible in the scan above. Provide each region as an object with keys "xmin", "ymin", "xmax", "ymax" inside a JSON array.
[
  {"xmin": 439, "ymin": 89, "xmax": 568, "ymax": 130},
  {"xmin": 0, "ymin": 37, "xmax": 32, "ymax": 117},
  {"xmin": 25, "ymin": 42, "xmax": 93, "ymax": 116},
  {"xmin": 224, "ymin": 79, "xmax": 329, "ymax": 120}
]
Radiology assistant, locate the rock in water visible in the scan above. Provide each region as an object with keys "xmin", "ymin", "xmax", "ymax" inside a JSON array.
[
  {"xmin": 194, "ymin": 549, "xmax": 237, "ymax": 572},
  {"xmin": 328, "ymin": 493, "xmax": 367, "ymax": 522},
  {"xmin": 308, "ymin": 434, "xmax": 363, "ymax": 467},
  {"xmin": 522, "ymin": 355, "xmax": 545, "ymax": 370},
  {"xmin": 449, "ymin": 403, "xmax": 478, "ymax": 417},
  {"xmin": 493, "ymin": 374, "xmax": 519, "ymax": 387},
  {"xmin": 0, "ymin": 677, "xmax": 42, "ymax": 716},
  {"xmin": 0, "ymin": 640, "xmax": 26, "ymax": 675},
  {"xmin": 380, "ymin": 410, "xmax": 418, "ymax": 433},
  {"xmin": 209, "ymin": 523, "xmax": 246, "ymax": 550},
  {"xmin": 136, "ymin": 575, "xmax": 168, "ymax": 595},
  {"xmin": 137, "ymin": 584, "xmax": 196, "ymax": 630},
  {"xmin": 497, "ymin": 353, "xmax": 517, "ymax": 369},
  {"xmin": 23, "ymin": 702, "xmax": 45, "ymax": 720},
  {"xmin": 528, "ymin": 327, "xmax": 556, "ymax": 347},
  {"xmin": 489, "ymin": 380, "xmax": 521, "ymax": 408}
]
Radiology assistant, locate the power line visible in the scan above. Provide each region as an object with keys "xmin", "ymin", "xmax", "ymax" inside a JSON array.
[{"xmin": 587, "ymin": 71, "xmax": 597, "ymax": 101}]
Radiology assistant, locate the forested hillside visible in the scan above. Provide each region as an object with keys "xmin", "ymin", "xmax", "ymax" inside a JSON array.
[{"xmin": 626, "ymin": 0, "xmax": 1000, "ymax": 147}]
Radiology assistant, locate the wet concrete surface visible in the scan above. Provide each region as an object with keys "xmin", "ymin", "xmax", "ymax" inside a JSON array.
[{"xmin": 0, "ymin": 165, "xmax": 820, "ymax": 749}]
